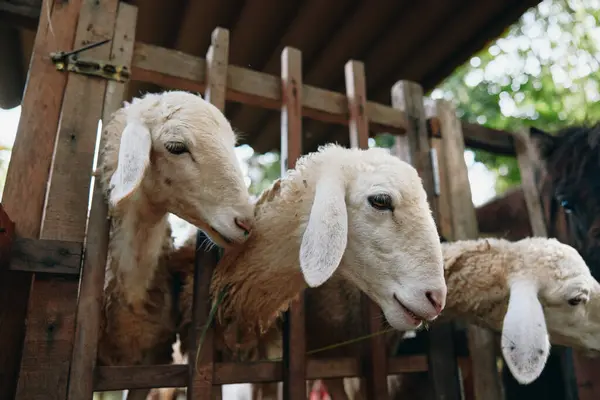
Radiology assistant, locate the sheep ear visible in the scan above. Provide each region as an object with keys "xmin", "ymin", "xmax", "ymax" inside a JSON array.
[
  {"xmin": 501, "ymin": 279, "xmax": 550, "ymax": 385},
  {"xmin": 299, "ymin": 173, "xmax": 348, "ymax": 287},
  {"xmin": 109, "ymin": 119, "xmax": 152, "ymax": 207}
]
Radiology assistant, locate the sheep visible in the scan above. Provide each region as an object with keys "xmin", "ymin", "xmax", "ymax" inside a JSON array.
[
  {"xmin": 253, "ymin": 237, "xmax": 600, "ymax": 399},
  {"xmin": 169, "ymin": 143, "xmax": 448, "ymax": 365},
  {"xmin": 94, "ymin": 90, "xmax": 254, "ymax": 378}
]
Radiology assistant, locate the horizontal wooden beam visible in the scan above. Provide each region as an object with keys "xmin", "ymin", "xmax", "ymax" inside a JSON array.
[
  {"xmin": 132, "ymin": 42, "xmax": 517, "ymax": 155},
  {"xmin": 94, "ymin": 356, "xmax": 470, "ymax": 391},
  {"xmin": 132, "ymin": 42, "xmax": 407, "ymax": 135},
  {"xmin": 0, "ymin": 0, "xmax": 40, "ymax": 30},
  {"xmin": 9, "ymin": 237, "xmax": 83, "ymax": 275}
]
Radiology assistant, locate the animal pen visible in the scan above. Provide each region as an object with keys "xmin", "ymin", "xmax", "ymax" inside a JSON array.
[{"xmin": 0, "ymin": 0, "xmax": 595, "ymax": 399}]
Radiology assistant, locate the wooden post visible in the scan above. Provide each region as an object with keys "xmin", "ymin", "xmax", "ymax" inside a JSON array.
[
  {"xmin": 280, "ymin": 46, "xmax": 306, "ymax": 400},
  {"xmin": 0, "ymin": 1, "xmax": 83, "ymax": 398},
  {"xmin": 345, "ymin": 59, "xmax": 389, "ymax": 399},
  {"xmin": 66, "ymin": 3, "xmax": 138, "ymax": 399},
  {"xmin": 431, "ymin": 99, "xmax": 504, "ymax": 400},
  {"xmin": 14, "ymin": 1, "xmax": 119, "ymax": 399},
  {"xmin": 391, "ymin": 82, "xmax": 462, "ymax": 400},
  {"xmin": 187, "ymin": 27, "xmax": 230, "ymax": 400}
]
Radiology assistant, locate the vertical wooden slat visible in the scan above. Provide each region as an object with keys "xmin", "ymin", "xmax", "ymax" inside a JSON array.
[
  {"xmin": 66, "ymin": 4, "xmax": 138, "ymax": 399},
  {"xmin": 187, "ymin": 27, "xmax": 230, "ymax": 400},
  {"xmin": 0, "ymin": 1, "xmax": 83, "ymax": 398},
  {"xmin": 432, "ymin": 99, "xmax": 503, "ymax": 400},
  {"xmin": 391, "ymin": 82, "xmax": 462, "ymax": 400},
  {"xmin": 16, "ymin": 1, "xmax": 119, "ymax": 399},
  {"xmin": 280, "ymin": 46, "xmax": 306, "ymax": 400},
  {"xmin": 187, "ymin": 232, "xmax": 219, "ymax": 400},
  {"xmin": 345, "ymin": 59, "xmax": 389, "ymax": 400}
]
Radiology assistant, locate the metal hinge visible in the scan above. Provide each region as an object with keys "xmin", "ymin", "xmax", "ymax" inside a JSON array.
[
  {"xmin": 50, "ymin": 39, "xmax": 130, "ymax": 83},
  {"xmin": 430, "ymin": 148, "xmax": 441, "ymax": 196}
]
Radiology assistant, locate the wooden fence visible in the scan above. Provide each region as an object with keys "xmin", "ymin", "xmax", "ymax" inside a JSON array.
[{"xmin": 0, "ymin": 1, "xmax": 571, "ymax": 399}]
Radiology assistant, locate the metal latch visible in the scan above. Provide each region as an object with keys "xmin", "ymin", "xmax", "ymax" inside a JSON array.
[{"xmin": 50, "ymin": 39, "xmax": 130, "ymax": 83}]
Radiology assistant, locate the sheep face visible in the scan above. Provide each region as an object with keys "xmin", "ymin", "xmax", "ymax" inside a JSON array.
[
  {"xmin": 501, "ymin": 238, "xmax": 600, "ymax": 384},
  {"xmin": 107, "ymin": 91, "xmax": 254, "ymax": 248},
  {"xmin": 298, "ymin": 145, "xmax": 447, "ymax": 332}
]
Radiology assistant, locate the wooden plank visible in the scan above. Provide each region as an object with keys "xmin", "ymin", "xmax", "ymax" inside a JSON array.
[
  {"xmin": 131, "ymin": 43, "xmax": 406, "ymax": 135},
  {"xmin": 391, "ymin": 82, "xmax": 462, "ymax": 400},
  {"xmin": 15, "ymin": 1, "xmax": 120, "ymax": 399},
  {"xmin": 344, "ymin": 60, "xmax": 369, "ymax": 150},
  {"xmin": 433, "ymin": 99, "xmax": 503, "ymax": 400},
  {"xmin": 0, "ymin": 204, "xmax": 15, "ymax": 268},
  {"xmin": 9, "ymin": 237, "xmax": 83, "ymax": 275},
  {"xmin": 94, "ymin": 356, "xmax": 451, "ymax": 390},
  {"xmin": 344, "ymin": 59, "xmax": 389, "ymax": 399},
  {"xmin": 66, "ymin": 3, "xmax": 137, "ymax": 399},
  {"xmin": 0, "ymin": 0, "xmax": 83, "ymax": 398},
  {"xmin": 204, "ymin": 28, "xmax": 229, "ymax": 112},
  {"xmin": 129, "ymin": 43, "xmax": 519, "ymax": 155},
  {"xmin": 279, "ymin": 46, "xmax": 306, "ymax": 400}
]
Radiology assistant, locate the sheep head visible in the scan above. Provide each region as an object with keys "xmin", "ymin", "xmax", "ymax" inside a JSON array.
[
  {"xmin": 297, "ymin": 144, "xmax": 447, "ymax": 331},
  {"xmin": 499, "ymin": 237, "xmax": 600, "ymax": 385},
  {"xmin": 103, "ymin": 90, "xmax": 254, "ymax": 248}
]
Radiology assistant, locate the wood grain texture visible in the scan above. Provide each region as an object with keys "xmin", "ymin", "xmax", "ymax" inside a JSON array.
[
  {"xmin": 280, "ymin": 46, "xmax": 306, "ymax": 400},
  {"xmin": 66, "ymin": 3, "xmax": 138, "ymax": 399},
  {"xmin": 15, "ymin": 1, "xmax": 119, "ymax": 399},
  {"xmin": 94, "ymin": 355, "xmax": 454, "ymax": 390},
  {"xmin": 0, "ymin": 1, "xmax": 83, "ymax": 398},
  {"xmin": 434, "ymin": 99, "xmax": 503, "ymax": 400},
  {"xmin": 392, "ymin": 84, "xmax": 462, "ymax": 400},
  {"xmin": 344, "ymin": 60, "xmax": 369, "ymax": 150},
  {"xmin": 9, "ymin": 237, "xmax": 82, "ymax": 275}
]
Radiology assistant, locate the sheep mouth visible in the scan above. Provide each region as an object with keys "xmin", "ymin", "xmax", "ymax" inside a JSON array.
[
  {"xmin": 209, "ymin": 225, "xmax": 233, "ymax": 245},
  {"xmin": 393, "ymin": 294, "xmax": 425, "ymax": 325}
]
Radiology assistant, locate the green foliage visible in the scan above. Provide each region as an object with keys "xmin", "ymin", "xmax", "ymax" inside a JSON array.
[{"xmin": 433, "ymin": 0, "xmax": 600, "ymax": 194}]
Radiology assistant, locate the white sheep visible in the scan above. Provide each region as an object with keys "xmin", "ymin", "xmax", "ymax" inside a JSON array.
[
  {"xmin": 254, "ymin": 236, "xmax": 600, "ymax": 399},
  {"xmin": 170, "ymin": 143, "xmax": 448, "ymax": 362},
  {"xmin": 95, "ymin": 90, "xmax": 254, "ymax": 375}
]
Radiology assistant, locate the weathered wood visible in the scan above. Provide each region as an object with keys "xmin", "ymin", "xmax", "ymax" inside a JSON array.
[
  {"xmin": 344, "ymin": 59, "xmax": 389, "ymax": 399},
  {"xmin": 15, "ymin": 1, "xmax": 120, "ymax": 399},
  {"xmin": 129, "ymin": 42, "xmax": 519, "ymax": 155},
  {"xmin": 392, "ymin": 82, "xmax": 462, "ymax": 400},
  {"xmin": 131, "ymin": 42, "xmax": 405, "ymax": 135},
  {"xmin": 94, "ymin": 355, "xmax": 457, "ymax": 390},
  {"xmin": 204, "ymin": 28, "xmax": 229, "ymax": 112},
  {"xmin": 9, "ymin": 237, "xmax": 82, "ymax": 275},
  {"xmin": 187, "ymin": 234, "xmax": 219, "ymax": 400},
  {"xmin": 279, "ymin": 46, "xmax": 306, "ymax": 400},
  {"xmin": 0, "ymin": 0, "xmax": 83, "ymax": 398},
  {"xmin": 0, "ymin": 204, "xmax": 15, "ymax": 268},
  {"xmin": 66, "ymin": 4, "xmax": 138, "ymax": 399},
  {"xmin": 345, "ymin": 60, "xmax": 370, "ymax": 150},
  {"xmin": 434, "ymin": 99, "xmax": 503, "ymax": 400}
]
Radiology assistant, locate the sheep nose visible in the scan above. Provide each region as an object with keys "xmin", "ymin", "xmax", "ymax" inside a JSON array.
[
  {"xmin": 234, "ymin": 217, "xmax": 252, "ymax": 236},
  {"xmin": 425, "ymin": 289, "xmax": 445, "ymax": 315}
]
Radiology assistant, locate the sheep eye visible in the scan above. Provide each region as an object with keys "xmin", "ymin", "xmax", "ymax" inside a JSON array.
[
  {"xmin": 368, "ymin": 194, "xmax": 393, "ymax": 211},
  {"xmin": 568, "ymin": 296, "xmax": 583, "ymax": 306},
  {"xmin": 165, "ymin": 141, "xmax": 188, "ymax": 155}
]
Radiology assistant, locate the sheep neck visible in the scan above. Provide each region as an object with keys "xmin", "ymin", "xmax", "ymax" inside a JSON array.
[
  {"xmin": 441, "ymin": 240, "xmax": 512, "ymax": 331},
  {"xmin": 110, "ymin": 191, "xmax": 169, "ymax": 306}
]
